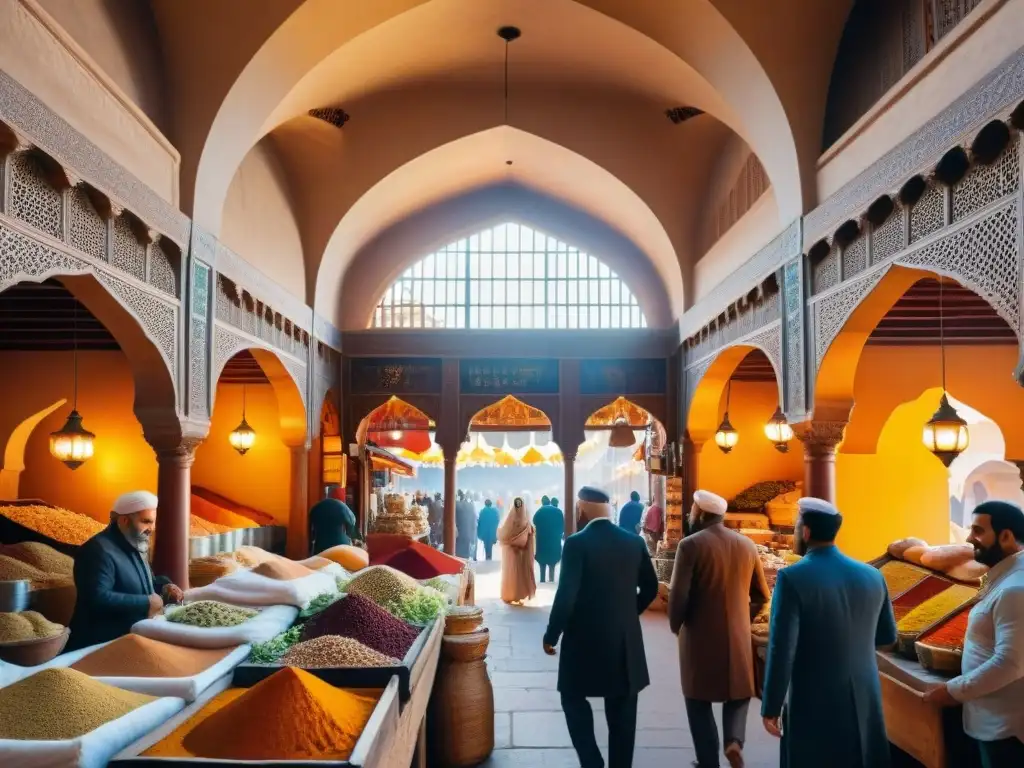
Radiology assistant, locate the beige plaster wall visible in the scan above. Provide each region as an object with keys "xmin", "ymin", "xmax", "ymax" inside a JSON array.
[
  {"xmin": 0, "ymin": 0, "xmax": 178, "ymax": 203},
  {"xmin": 817, "ymin": 0, "xmax": 1024, "ymax": 203},
  {"xmin": 220, "ymin": 138, "xmax": 307, "ymax": 302}
]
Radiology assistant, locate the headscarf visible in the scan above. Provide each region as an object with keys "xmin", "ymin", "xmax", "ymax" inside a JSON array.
[{"xmin": 498, "ymin": 496, "xmax": 533, "ymax": 548}]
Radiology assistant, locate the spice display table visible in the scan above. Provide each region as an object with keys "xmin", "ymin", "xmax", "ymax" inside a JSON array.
[{"xmin": 875, "ymin": 651, "xmax": 979, "ymax": 768}]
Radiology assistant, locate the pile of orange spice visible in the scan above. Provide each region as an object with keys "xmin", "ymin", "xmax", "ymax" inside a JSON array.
[{"xmin": 144, "ymin": 667, "xmax": 377, "ymax": 760}]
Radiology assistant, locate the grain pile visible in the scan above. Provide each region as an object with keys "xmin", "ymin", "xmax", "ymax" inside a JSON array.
[
  {"xmin": 303, "ymin": 593, "xmax": 420, "ymax": 660},
  {"xmin": 346, "ymin": 565, "xmax": 419, "ymax": 607},
  {"xmin": 282, "ymin": 636, "xmax": 400, "ymax": 668},
  {"xmin": 233, "ymin": 546, "xmax": 274, "ymax": 567},
  {"xmin": 71, "ymin": 634, "xmax": 232, "ymax": 678},
  {"xmin": 1, "ymin": 542, "xmax": 74, "ymax": 576},
  {"xmin": 252, "ymin": 558, "xmax": 316, "ymax": 581},
  {"xmin": 0, "ymin": 554, "xmax": 69, "ymax": 589},
  {"xmin": 0, "ymin": 611, "xmax": 63, "ymax": 642},
  {"xmin": 166, "ymin": 601, "xmax": 257, "ymax": 628},
  {"xmin": 188, "ymin": 554, "xmax": 240, "ymax": 588},
  {"xmin": 144, "ymin": 667, "xmax": 377, "ymax": 760},
  {"xmin": 189, "ymin": 515, "xmax": 231, "ymax": 538},
  {"xmin": 0, "ymin": 503, "xmax": 104, "ymax": 545},
  {"xmin": 0, "ymin": 668, "xmax": 155, "ymax": 740}
]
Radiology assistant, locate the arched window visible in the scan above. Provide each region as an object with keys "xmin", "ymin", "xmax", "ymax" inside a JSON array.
[{"xmin": 371, "ymin": 222, "xmax": 648, "ymax": 329}]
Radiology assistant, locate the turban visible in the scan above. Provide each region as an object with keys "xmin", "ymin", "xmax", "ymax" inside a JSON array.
[
  {"xmin": 798, "ymin": 497, "xmax": 839, "ymax": 516},
  {"xmin": 693, "ymin": 490, "xmax": 727, "ymax": 516},
  {"xmin": 577, "ymin": 486, "xmax": 612, "ymax": 524},
  {"xmin": 112, "ymin": 491, "xmax": 158, "ymax": 516}
]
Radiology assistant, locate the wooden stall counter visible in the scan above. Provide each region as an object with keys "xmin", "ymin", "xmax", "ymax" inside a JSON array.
[{"xmin": 876, "ymin": 651, "xmax": 979, "ymax": 768}]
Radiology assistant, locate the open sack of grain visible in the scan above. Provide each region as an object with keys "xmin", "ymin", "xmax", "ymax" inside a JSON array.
[
  {"xmin": 0, "ymin": 668, "xmax": 185, "ymax": 768},
  {"xmin": 132, "ymin": 603, "xmax": 299, "ymax": 650},
  {"xmin": 183, "ymin": 564, "xmax": 339, "ymax": 609},
  {"xmin": 36, "ymin": 634, "xmax": 251, "ymax": 702}
]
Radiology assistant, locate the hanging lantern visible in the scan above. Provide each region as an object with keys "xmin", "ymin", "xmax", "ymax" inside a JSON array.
[
  {"xmin": 50, "ymin": 301, "xmax": 95, "ymax": 470},
  {"xmin": 49, "ymin": 410, "xmax": 95, "ymax": 470},
  {"xmin": 608, "ymin": 418, "xmax": 636, "ymax": 448},
  {"xmin": 229, "ymin": 385, "xmax": 256, "ymax": 455},
  {"xmin": 764, "ymin": 406, "xmax": 794, "ymax": 453},
  {"xmin": 715, "ymin": 380, "xmax": 739, "ymax": 454},
  {"xmin": 923, "ymin": 393, "xmax": 969, "ymax": 467},
  {"xmin": 389, "ymin": 430, "xmax": 403, "ymax": 441},
  {"xmin": 922, "ymin": 276, "xmax": 969, "ymax": 466}
]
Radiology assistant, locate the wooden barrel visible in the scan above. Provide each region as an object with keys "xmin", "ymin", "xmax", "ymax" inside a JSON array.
[{"xmin": 429, "ymin": 629, "xmax": 494, "ymax": 767}]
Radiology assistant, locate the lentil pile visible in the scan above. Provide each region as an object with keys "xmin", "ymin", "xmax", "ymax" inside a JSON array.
[
  {"xmin": 303, "ymin": 593, "xmax": 421, "ymax": 660},
  {"xmin": 166, "ymin": 601, "xmax": 257, "ymax": 628},
  {"xmin": 0, "ymin": 610, "xmax": 63, "ymax": 642},
  {"xmin": 346, "ymin": 565, "xmax": 419, "ymax": 606},
  {"xmin": 0, "ymin": 542, "xmax": 74, "ymax": 576},
  {"xmin": 0, "ymin": 503, "xmax": 104, "ymax": 545},
  {"xmin": 0, "ymin": 668, "xmax": 156, "ymax": 740},
  {"xmin": 282, "ymin": 635, "xmax": 400, "ymax": 668},
  {"xmin": 145, "ymin": 667, "xmax": 377, "ymax": 760},
  {"xmin": 252, "ymin": 558, "xmax": 317, "ymax": 581},
  {"xmin": 71, "ymin": 634, "xmax": 232, "ymax": 678}
]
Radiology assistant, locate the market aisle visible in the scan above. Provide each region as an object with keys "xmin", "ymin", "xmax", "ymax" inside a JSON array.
[{"xmin": 472, "ymin": 559, "xmax": 780, "ymax": 767}]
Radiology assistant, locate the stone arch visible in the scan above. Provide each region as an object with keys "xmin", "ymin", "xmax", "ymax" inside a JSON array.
[
  {"xmin": 211, "ymin": 347, "xmax": 307, "ymax": 447},
  {"xmin": 686, "ymin": 341, "xmax": 785, "ymax": 443},
  {"xmin": 462, "ymin": 394, "xmax": 558, "ymax": 448},
  {"xmin": 0, "ymin": 398, "xmax": 65, "ymax": 498},
  {"xmin": 812, "ymin": 265, "xmax": 1022, "ymax": 419}
]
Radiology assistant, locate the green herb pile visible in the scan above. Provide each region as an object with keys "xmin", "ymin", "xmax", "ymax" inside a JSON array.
[
  {"xmin": 386, "ymin": 587, "xmax": 448, "ymax": 625},
  {"xmin": 299, "ymin": 591, "xmax": 343, "ymax": 619},
  {"xmin": 336, "ymin": 576, "xmax": 352, "ymax": 593},
  {"xmin": 248, "ymin": 625, "xmax": 302, "ymax": 664},
  {"xmin": 165, "ymin": 600, "xmax": 257, "ymax": 628}
]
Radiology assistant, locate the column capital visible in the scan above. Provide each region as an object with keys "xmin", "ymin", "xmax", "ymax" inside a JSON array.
[
  {"xmin": 793, "ymin": 420, "xmax": 848, "ymax": 456},
  {"xmin": 154, "ymin": 437, "xmax": 203, "ymax": 466}
]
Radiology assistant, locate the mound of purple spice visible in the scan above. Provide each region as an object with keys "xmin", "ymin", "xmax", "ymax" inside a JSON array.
[{"xmin": 301, "ymin": 593, "xmax": 420, "ymax": 660}]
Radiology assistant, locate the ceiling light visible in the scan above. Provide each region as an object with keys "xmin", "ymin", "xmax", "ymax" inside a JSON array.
[
  {"xmin": 715, "ymin": 380, "xmax": 739, "ymax": 454},
  {"xmin": 764, "ymin": 406, "xmax": 793, "ymax": 453},
  {"xmin": 50, "ymin": 301, "xmax": 95, "ymax": 470},
  {"xmin": 497, "ymin": 25, "xmax": 521, "ymax": 166},
  {"xmin": 923, "ymin": 276, "xmax": 968, "ymax": 466}
]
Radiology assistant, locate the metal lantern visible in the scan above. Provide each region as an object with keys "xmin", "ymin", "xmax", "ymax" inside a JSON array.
[
  {"xmin": 923, "ymin": 393, "xmax": 969, "ymax": 467},
  {"xmin": 608, "ymin": 418, "xmax": 636, "ymax": 449},
  {"xmin": 229, "ymin": 385, "xmax": 256, "ymax": 455},
  {"xmin": 49, "ymin": 409, "xmax": 95, "ymax": 470},
  {"xmin": 764, "ymin": 406, "xmax": 794, "ymax": 453},
  {"xmin": 715, "ymin": 380, "xmax": 739, "ymax": 454}
]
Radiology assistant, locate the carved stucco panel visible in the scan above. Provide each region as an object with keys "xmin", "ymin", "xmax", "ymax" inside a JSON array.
[
  {"xmin": 783, "ymin": 259, "xmax": 806, "ymax": 417},
  {"xmin": 212, "ymin": 323, "xmax": 309, "ymax": 418},
  {"xmin": 812, "ymin": 265, "xmax": 893, "ymax": 373},
  {"xmin": 93, "ymin": 270, "xmax": 177, "ymax": 374},
  {"xmin": 745, "ymin": 323, "xmax": 783, "ymax": 390}
]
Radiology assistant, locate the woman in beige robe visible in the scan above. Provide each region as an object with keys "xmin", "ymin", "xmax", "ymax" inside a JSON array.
[{"xmin": 498, "ymin": 497, "xmax": 537, "ymax": 605}]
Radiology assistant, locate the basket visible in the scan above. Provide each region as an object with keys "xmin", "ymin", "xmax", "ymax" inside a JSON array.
[
  {"xmin": 444, "ymin": 606, "xmax": 484, "ymax": 635},
  {"xmin": 0, "ymin": 627, "xmax": 69, "ymax": 666},
  {"xmin": 441, "ymin": 628, "xmax": 489, "ymax": 662}
]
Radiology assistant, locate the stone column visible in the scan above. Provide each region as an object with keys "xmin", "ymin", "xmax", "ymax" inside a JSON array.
[
  {"xmin": 443, "ymin": 456, "xmax": 457, "ymax": 555},
  {"xmin": 287, "ymin": 445, "xmax": 310, "ymax": 559},
  {"xmin": 152, "ymin": 440, "xmax": 199, "ymax": 589},
  {"xmin": 794, "ymin": 421, "xmax": 847, "ymax": 504},
  {"xmin": 564, "ymin": 451, "xmax": 577, "ymax": 537},
  {"xmin": 680, "ymin": 436, "xmax": 703, "ymax": 537}
]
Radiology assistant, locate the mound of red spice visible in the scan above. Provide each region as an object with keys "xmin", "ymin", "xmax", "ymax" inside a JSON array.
[
  {"xmin": 381, "ymin": 541, "xmax": 464, "ymax": 579},
  {"xmin": 301, "ymin": 594, "xmax": 420, "ymax": 660}
]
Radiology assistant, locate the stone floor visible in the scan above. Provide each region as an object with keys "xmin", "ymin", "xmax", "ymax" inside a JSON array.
[{"xmin": 471, "ymin": 558, "xmax": 780, "ymax": 768}]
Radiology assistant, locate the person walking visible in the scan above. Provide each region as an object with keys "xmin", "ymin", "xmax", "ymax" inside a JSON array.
[
  {"xmin": 427, "ymin": 492, "xmax": 443, "ymax": 548},
  {"xmin": 455, "ymin": 491, "xmax": 476, "ymax": 559},
  {"xmin": 642, "ymin": 499, "xmax": 664, "ymax": 555},
  {"xmin": 923, "ymin": 500, "xmax": 1024, "ymax": 767},
  {"xmin": 477, "ymin": 499, "xmax": 500, "ymax": 561},
  {"xmin": 669, "ymin": 490, "xmax": 771, "ymax": 768},
  {"xmin": 543, "ymin": 486, "xmax": 659, "ymax": 768},
  {"xmin": 534, "ymin": 495, "xmax": 564, "ymax": 583},
  {"xmin": 617, "ymin": 491, "xmax": 644, "ymax": 534},
  {"xmin": 761, "ymin": 497, "xmax": 896, "ymax": 768},
  {"xmin": 498, "ymin": 497, "xmax": 537, "ymax": 604}
]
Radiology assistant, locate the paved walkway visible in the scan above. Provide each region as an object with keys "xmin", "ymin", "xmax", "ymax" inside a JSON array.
[{"xmin": 472, "ymin": 559, "xmax": 780, "ymax": 768}]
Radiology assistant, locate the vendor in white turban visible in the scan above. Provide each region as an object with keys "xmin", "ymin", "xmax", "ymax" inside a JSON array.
[
  {"xmin": 690, "ymin": 489, "xmax": 728, "ymax": 533},
  {"xmin": 68, "ymin": 490, "xmax": 183, "ymax": 650}
]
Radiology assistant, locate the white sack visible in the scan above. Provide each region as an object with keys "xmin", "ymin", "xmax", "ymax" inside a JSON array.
[
  {"xmin": 131, "ymin": 604, "xmax": 298, "ymax": 649},
  {"xmin": 183, "ymin": 568, "xmax": 338, "ymax": 609}
]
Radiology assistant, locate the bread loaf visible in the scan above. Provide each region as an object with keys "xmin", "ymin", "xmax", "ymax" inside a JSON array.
[
  {"xmin": 944, "ymin": 560, "xmax": 988, "ymax": 583},
  {"xmin": 902, "ymin": 545, "xmax": 928, "ymax": 565},
  {"xmin": 888, "ymin": 538, "xmax": 928, "ymax": 558},
  {"xmin": 920, "ymin": 544, "xmax": 974, "ymax": 571}
]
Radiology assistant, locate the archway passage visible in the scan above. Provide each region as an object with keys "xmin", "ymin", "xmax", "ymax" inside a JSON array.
[{"xmin": 192, "ymin": 348, "xmax": 307, "ymax": 557}]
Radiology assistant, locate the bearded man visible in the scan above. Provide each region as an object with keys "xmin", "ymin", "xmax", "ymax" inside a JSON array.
[{"xmin": 68, "ymin": 491, "xmax": 184, "ymax": 650}]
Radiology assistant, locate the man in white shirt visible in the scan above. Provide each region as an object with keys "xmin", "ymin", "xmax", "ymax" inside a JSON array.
[{"xmin": 924, "ymin": 500, "xmax": 1024, "ymax": 767}]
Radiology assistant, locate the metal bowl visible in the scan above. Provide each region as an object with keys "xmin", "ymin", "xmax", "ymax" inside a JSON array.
[{"xmin": 0, "ymin": 580, "xmax": 31, "ymax": 613}]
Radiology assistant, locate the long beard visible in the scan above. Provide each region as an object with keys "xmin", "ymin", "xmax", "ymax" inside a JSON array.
[{"xmin": 974, "ymin": 542, "xmax": 1005, "ymax": 567}]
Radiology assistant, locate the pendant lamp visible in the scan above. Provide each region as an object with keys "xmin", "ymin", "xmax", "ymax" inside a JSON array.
[
  {"xmin": 764, "ymin": 406, "xmax": 794, "ymax": 453},
  {"xmin": 229, "ymin": 384, "xmax": 257, "ymax": 455},
  {"xmin": 714, "ymin": 380, "xmax": 739, "ymax": 454},
  {"xmin": 498, "ymin": 26, "xmax": 521, "ymax": 166},
  {"xmin": 922, "ymin": 277, "xmax": 968, "ymax": 466},
  {"xmin": 608, "ymin": 418, "xmax": 636, "ymax": 449},
  {"xmin": 50, "ymin": 301, "xmax": 95, "ymax": 469}
]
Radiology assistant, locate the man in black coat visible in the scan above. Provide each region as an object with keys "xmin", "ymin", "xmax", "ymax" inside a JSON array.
[
  {"xmin": 68, "ymin": 491, "xmax": 184, "ymax": 651},
  {"xmin": 543, "ymin": 486, "xmax": 659, "ymax": 768}
]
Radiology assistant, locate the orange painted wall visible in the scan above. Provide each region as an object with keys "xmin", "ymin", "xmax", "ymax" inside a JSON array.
[
  {"xmin": 698, "ymin": 380, "xmax": 803, "ymax": 502},
  {"xmin": 192, "ymin": 383, "xmax": 292, "ymax": 525},
  {"xmin": 0, "ymin": 351, "xmax": 157, "ymax": 522},
  {"xmin": 835, "ymin": 344, "xmax": 1024, "ymax": 561}
]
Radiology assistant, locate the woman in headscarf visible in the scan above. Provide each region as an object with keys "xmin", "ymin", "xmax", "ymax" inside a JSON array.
[
  {"xmin": 308, "ymin": 497, "xmax": 359, "ymax": 554},
  {"xmin": 498, "ymin": 496, "xmax": 537, "ymax": 605}
]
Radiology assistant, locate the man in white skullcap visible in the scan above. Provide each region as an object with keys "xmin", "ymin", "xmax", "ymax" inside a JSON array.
[
  {"xmin": 669, "ymin": 490, "xmax": 770, "ymax": 768},
  {"xmin": 67, "ymin": 490, "xmax": 183, "ymax": 650},
  {"xmin": 761, "ymin": 497, "xmax": 896, "ymax": 768}
]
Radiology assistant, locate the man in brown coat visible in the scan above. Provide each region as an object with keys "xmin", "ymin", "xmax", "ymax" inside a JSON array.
[{"xmin": 669, "ymin": 490, "xmax": 771, "ymax": 768}]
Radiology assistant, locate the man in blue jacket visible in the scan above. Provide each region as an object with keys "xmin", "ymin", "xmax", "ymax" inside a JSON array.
[
  {"xmin": 617, "ymin": 491, "xmax": 644, "ymax": 534},
  {"xmin": 68, "ymin": 491, "xmax": 184, "ymax": 650},
  {"xmin": 761, "ymin": 497, "xmax": 896, "ymax": 768}
]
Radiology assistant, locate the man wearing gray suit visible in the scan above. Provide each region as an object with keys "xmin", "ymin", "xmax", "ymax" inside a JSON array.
[{"xmin": 761, "ymin": 497, "xmax": 897, "ymax": 768}]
